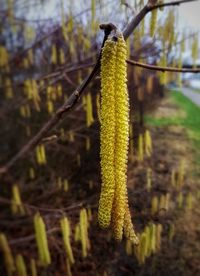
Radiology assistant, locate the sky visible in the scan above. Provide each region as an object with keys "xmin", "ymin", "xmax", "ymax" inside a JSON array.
[
  {"xmin": 23, "ymin": 0, "xmax": 200, "ymax": 32},
  {"xmin": 178, "ymin": 0, "xmax": 200, "ymax": 31}
]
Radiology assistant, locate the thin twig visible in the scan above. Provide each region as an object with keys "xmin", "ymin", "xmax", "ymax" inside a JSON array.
[{"xmin": 126, "ymin": 59, "xmax": 200, "ymax": 73}]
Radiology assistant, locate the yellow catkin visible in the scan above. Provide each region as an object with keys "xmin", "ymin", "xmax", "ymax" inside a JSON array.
[
  {"xmin": 31, "ymin": 80, "xmax": 41, "ymax": 112},
  {"xmin": 177, "ymin": 192, "xmax": 183, "ymax": 208},
  {"xmin": 146, "ymin": 168, "xmax": 152, "ymax": 192},
  {"xmin": 123, "ymin": 203, "xmax": 138, "ymax": 244},
  {"xmin": 155, "ymin": 224, "xmax": 162, "ymax": 251},
  {"xmin": 30, "ymin": 258, "xmax": 37, "ymax": 276},
  {"xmin": 57, "ymin": 177, "xmax": 62, "ymax": 190},
  {"xmin": 0, "ymin": 233, "xmax": 15, "ymax": 275},
  {"xmin": 57, "ymin": 84, "xmax": 63, "ymax": 97},
  {"xmin": 177, "ymin": 160, "xmax": 185, "ymax": 189},
  {"xmin": 63, "ymin": 179, "xmax": 69, "ymax": 192},
  {"xmin": 159, "ymin": 55, "xmax": 167, "ymax": 85},
  {"xmin": 164, "ymin": 193, "xmax": 170, "ymax": 211},
  {"xmin": 51, "ymin": 45, "xmax": 57, "ymax": 65},
  {"xmin": 112, "ymin": 34, "xmax": 130, "ymax": 240},
  {"xmin": 192, "ymin": 35, "xmax": 198, "ymax": 68},
  {"xmin": 169, "ymin": 224, "xmax": 175, "ymax": 242},
  {"xmin": 29, "ymin": 167, "xmax": 35, "ymax": 180},
  {"xmin": 11, "ymin": 184, "xmax": 25, "ymax": 215},
  {"xmin": 151, "ymin": 196, "xmax": 158, "ymax": 215},
  {"xmin": 86, "ymin": 93, "xmax": 94, "ymax": 127},
  {"xmin": 60, "ymin": 48, "xmax": 65, "ymax": 64},
  {"xmin": 68, "ymin": 130, "xmax": 74, "ymax": 142},
  {"xmin": 144, "ymin": 226, "xmax": 150, "ymax": 258},
  {"xmin": 74, "ymin": 224, "xmax": 80, "ymax": 242},
  {"xmin": 60, "ymin": 217, "xmax": 75, "ymax": 264},
  {"xmin": 80, "ymin": 209, "xmax": 90, "ymax": 257},
  {"xmin": 138, "ymin": 232, "xmax": 147, "ymax": 264},
  {"xmin": 99, "ymin": 33, "xmax": 138, "ymax": 244},
  {"xmin": 47, "ymin": 100, "xmax": 54, "ymax": 114},
  {"xmin": 34, "ymin": 213, "xmax": 51, "ymax": 266},
  {"xmin": 144, "ymin": 129, "xmax": 152, "ymax": 157},
  {"xmin": 0, "ymin": 46, "xmax": 9, "ymax": 67},
  {"xmin": 98, "ymin": 39, "xmax": 117, "ymax": 228},
  {"xmin": 5, "ymin": 78, "xmax": 13, "ymax": 99},
  {"xmin": 28, "ymin": 49, "xmax": 34, "ymax": 65},
  {"xmin": 138, "ymin": 133, "xmax": 144, "ymax": 161},
  {"xmin": 149, "ymin": 223, "xmax": 156, "ymax": 253},
  {"xmin": 66, "ymin": 259, "xmax": 72, "ymax": 276},
  {"xmin": 35, "ymin": 145, "xmax": 46, "ymax": 165},
  {"xmin": 150, "ymin": 9, "xmax": 157, "ymax": 37},
  {"xmin": 87, "ymin": 208, "xmax": 92, "ymax": 221},
  {"xmin": 15, "ymin": 254, "xmax": 27, "ymax": 276}
]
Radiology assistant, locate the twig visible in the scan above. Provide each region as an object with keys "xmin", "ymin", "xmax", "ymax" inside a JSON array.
[
  {"xmin": 0, "ymin": 196, "xmax": 83, "ymax": 214},
  {"xmin": 126, "ymin": 59, "xmax": 200, "ymax": 73},
  {"xmin": 9, "ymin": 227, "xmax": 59, "ymax": 245}
]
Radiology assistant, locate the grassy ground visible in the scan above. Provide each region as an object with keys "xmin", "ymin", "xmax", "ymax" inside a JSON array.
[
  {"xmin": 146, "ymin": 89, "xmax": 200, "ymax": 172},
  {"xmin": 144, "ymin": 89, "xmax": 200, "ymax": 276}
]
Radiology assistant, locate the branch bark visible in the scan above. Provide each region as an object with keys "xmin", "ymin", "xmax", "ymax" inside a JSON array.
[{"xmin": 127, "ymin": 59, "xmax": 200, "ymax": 73}]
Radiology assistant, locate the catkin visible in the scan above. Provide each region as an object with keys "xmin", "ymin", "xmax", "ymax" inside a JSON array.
[
  {"xmin": 34, "ymin": 213, "xmax": 51, "ymax": 266},
  {"xmin": 60, "ymin": 217, "xmax": 75, "ymax": 264},
  {"xmin": 111, "ymin": 34, "xmax": 129, "ymax": 240},
  {"xmin": 30, "ymin": 259, "xmax": 37, "ymax": 276},
  {"xmin": 11, "ymin": 184, "xmax": 25, "ymax": 215},
  {"xmin": 99, "ymin": 32, "xmax": 138, "ymax": 244},
  {"xmin": 15, "ymin": 254, "xmax": 27, "ymax": 276},
  {"xmin": 150, "ymin": 9, "xmax": 157, "ymax": 37},
  {"xmin": 0, "ymin": 233, "xmax": 15, "ymax": 275},
  {"xmin": 98, "ymin": 39, "xmax": 117, "ymax": 228}
]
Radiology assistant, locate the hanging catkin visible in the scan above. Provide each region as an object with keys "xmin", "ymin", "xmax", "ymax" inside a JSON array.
[
  {"xmin": 98, "ymin": 32, "xmax": 138, "ymax": 244},
  {"xmin": 98, "ymin": 39, "xmax": 117, "ymax": 228}
]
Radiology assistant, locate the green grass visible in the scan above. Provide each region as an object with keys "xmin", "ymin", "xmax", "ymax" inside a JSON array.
[{"xmin": 145, "ymin": 89, "xmax": 200, "ymax": 167}]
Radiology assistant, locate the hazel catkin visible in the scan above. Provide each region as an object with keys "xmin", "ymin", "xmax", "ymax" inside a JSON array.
[
  {"xmin": 98, "ymin": 39, "xmax": 117, "ymax": 228},
  {"xmin": 98, "ymin": 32, "xmax": 138, "ymax": 244}
]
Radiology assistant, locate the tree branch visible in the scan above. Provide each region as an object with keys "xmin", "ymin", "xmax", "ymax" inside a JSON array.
[
  {"xmin": 126, "ymin": 59, "xmax": 200, "ymax": 73},
  {"xmin": 150, "ymin": 0, "xmax": 198, "ymax": 10}
]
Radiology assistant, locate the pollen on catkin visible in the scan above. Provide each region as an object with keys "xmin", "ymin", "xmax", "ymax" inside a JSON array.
[
  {"xmin": 111, "ymin": 34, "xmax": 129, "ymax": 241},
  {"xmin": 98, "ymin": 39, "xmax": 117, "ymax": 228},
  {"xmin": 98, "ymin": 32, "xmax": 138, "ymax": 244}
]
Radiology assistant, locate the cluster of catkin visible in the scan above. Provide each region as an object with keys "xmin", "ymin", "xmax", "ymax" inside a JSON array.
[{"xmin": 98, "ymin": 32, "xmax": 138, "ymax": 244}]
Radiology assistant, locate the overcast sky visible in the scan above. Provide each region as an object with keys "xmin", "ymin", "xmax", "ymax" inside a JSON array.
[{"xmin": 178, "ymin": 0, "xmax": 200, "ymax": 31}]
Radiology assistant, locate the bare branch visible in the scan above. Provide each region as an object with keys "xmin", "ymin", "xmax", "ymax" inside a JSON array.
[
  {"xmin": 127, "ymin": 59, "xmax": 200, "ymax": 73},
  {"xmin": 150, "ymin": 0, "xmax": 199, "ymax": 11}
]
